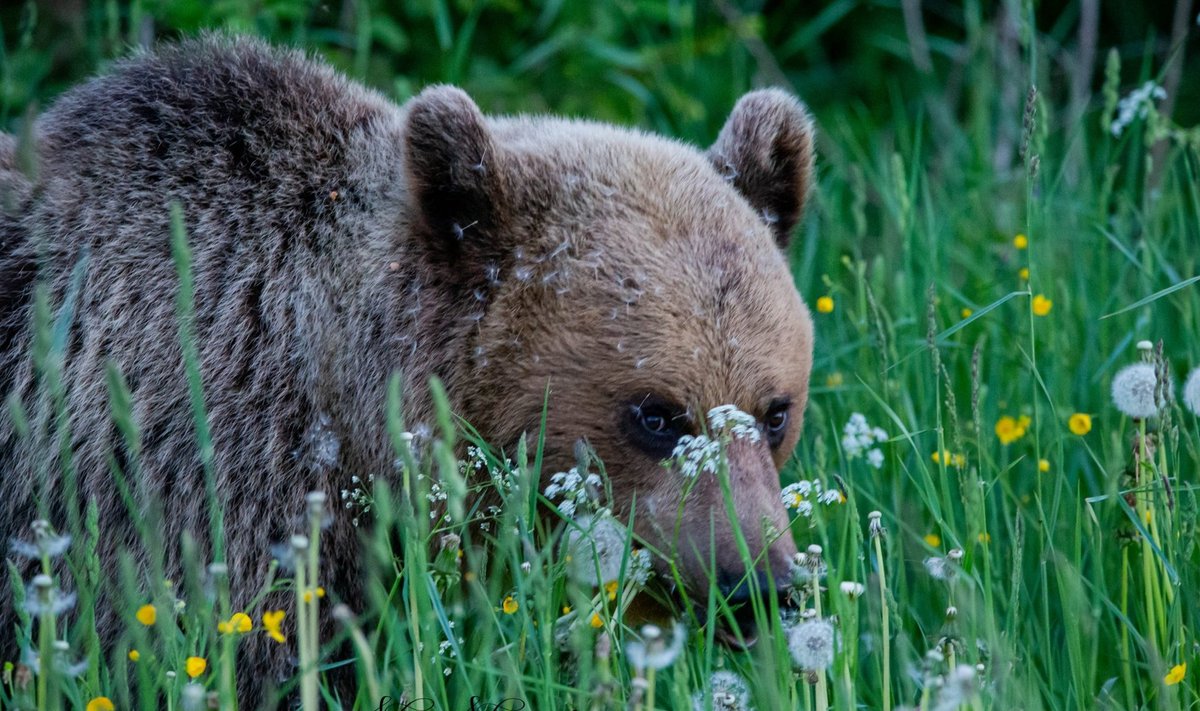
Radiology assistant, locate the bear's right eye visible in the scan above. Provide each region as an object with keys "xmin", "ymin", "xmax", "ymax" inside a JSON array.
[{"xmin": 623, "ymin": 398, "xmax": 688, "ymax": 458}]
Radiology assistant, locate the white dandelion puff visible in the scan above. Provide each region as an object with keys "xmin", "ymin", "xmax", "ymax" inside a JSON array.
[
  {"xmin": 924, "ymin": 556, "xmax": 953, "ymax": 581},
  {"xmin": 1111, "ymin": 362, "xmax": 1168, "ymax": 419},
  {"xmin": 933, "ymin": 664, "xmax": 979, "ymax": 711},
  {"xmin": 625, "ymin": 622, "xmax": 686, "ymax": 671},
  {"xmin": 564, "ymin": 515, "xmax": 629, "ymax": 587},
  {"xmin": 1183, "ymin": 366, "xmax": 1200, "ymax": 415},
  {"xmin": 692, "ymin": 670, "xmax": 754, "ymax": 711},
  {"xmin": 787, "ymin": 619, "xmax": 835, "ymax": 671}
]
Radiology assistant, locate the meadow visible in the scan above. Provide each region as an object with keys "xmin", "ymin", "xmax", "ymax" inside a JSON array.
[{"xmin": 1, "ymin": 1, "xmax": 1199, "ymax": 709}]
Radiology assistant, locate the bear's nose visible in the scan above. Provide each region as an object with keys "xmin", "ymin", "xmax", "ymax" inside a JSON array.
[{"xmin": 716, "ymin": 568, "xmax": 793, "ymax": 607}]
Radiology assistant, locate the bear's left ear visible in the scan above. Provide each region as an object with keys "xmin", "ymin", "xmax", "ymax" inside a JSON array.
[
  {"xmin": 403, "ymin": 85, "xmax": 505, "ymax": 263},
  {"xmin": 707, "ymin": 89, "xmax": 815, "ymax": 248}
]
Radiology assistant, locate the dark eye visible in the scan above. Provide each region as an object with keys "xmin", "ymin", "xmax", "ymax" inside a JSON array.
[
  {"xmin": 641, "ymin": 409, "xmax": 669, "ymax": 434},
  {"xmin": 765, "ymin": 400, "xmax": 791, "ymax": 447},
  {"xmin": 622, "ymin": 397, "xmax": 688, "ymax": 458}
]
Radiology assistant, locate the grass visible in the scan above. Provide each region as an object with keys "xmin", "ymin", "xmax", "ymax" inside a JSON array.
[{"xmin": 2, "ymin": 1, "xmax": 1200, "ymax": 709}]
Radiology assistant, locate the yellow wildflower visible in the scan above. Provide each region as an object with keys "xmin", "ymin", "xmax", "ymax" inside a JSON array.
[
  {"xmin": 220, "ymin": 612, "xmax": 253, "ymax": 634},
  {"xmin": 262, "ymin": 610, "xmax": 286, "ymax": 643},
  {"xmin": 961, "ymin": 308, "xmax": 973, "ymax": 318},
  {"xmin": 128, "ymin": 649, "xmax": 140, "ymax": 662},
  {"xmin": 1038, "ymin": 459, "xmax": 1050, "ymax": 473},
  {"xmin": 561, "ymin": 605, "xmax": 572, "ymax": 615},
  {"xmin": 825, "ymin": 372, "xmax": 844, "ymax": 388},
  {"xmin": 1013, "ymin": 234, "xmax": 1028, "ymax": 249},
  {"xmin": 977, "ymin": 532, "xmax": 991, "ymax": 544},
  {"xmin": 994, "ymin": 415, "xmax": 1029, "ymax": 445},
  {"xmin": 1031, "ymin": 294, "xmax": 1052, "ymax": 315},
  {"xmin": 605, "ymin": 581, "xmax": 618, "ymax": 601},
  {"xmin": 924, "ymin": 533, "xmax": 941, "ymax": 547},
  {"xmin": 135, "ymin": 604, "xmax": 157, "ymax": 626},
  {"xmin": 816, "ymin": 296, "xmax": 834, "ymax": 313},
  {"xmin": 590, "ymin": 613, "xmax": 603, "ymax": 628},
  {"xmin": 86, "ymin": 698, "xmax": 115, "ymax": 711},
  {"xmin": 502, "ymin": 596, "xmax": 519, "ymax": 614},
  {"xmin": 185, "ymin": 656, "xmax": 206, "ymax": 678},
  {"xmin": 1165, "ymin": 663, "xmax": 1186, "ymax": 685},
  {"xmin": 1068, "ymin": 413, "xmax": 1092, "ymax": 435}
]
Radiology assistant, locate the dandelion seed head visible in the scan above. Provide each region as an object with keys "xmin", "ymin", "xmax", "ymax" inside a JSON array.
[
  {"xmin": 1111, "ymin": 362, "xmax": 1167, "ymax": 419},
  {"xmin": 692, "ymin": 670, "xmax": 753, "ymax": 711},
  {"xmin": 625, "ymin": 622, "xmax": 685, "ymax": 671},
  {"xmin": 787, "ymin": 619, "xmax": 835, "ymax": 671},
  {"xmin": 564, "ymin": 515, "xmax": 629, "ymax": 586},
  {"xmin": 1183, "ymin": 367, "xmax": 1200, "ymax": 415}
]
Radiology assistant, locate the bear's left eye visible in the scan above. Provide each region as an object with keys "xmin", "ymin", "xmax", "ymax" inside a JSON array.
[
  {"xmin": 764, "ymin": 400, "xmax": 790, "ymax": 448},
  {"xmin": 623, "ymin": 397, "xmax": 689, "ymax": 458}
]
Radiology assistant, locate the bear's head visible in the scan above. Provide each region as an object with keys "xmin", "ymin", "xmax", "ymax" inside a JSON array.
[{"xmin": 402, "ymin": 86, "xmax": 815, "ymax": 638}]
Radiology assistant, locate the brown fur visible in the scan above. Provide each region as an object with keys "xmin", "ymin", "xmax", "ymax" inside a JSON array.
[{"xmin": 0, "ymin": 35, "xmax": 815, "ymax": 704}]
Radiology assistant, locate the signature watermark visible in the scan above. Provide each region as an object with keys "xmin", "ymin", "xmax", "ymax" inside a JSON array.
[{"xmin": 376, "ymin": 697, "xmax": 527, "ymax": 711}]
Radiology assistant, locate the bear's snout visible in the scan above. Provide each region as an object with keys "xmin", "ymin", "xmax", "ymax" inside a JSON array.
[{"xmin": 651, "ymin": 437, "xmax": 800, "ymax": 605}]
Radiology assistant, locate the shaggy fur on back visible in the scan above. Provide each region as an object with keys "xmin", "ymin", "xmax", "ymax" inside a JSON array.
[{"xmin": 0, "ymin": 35, "xmax": 817, "ymax": 706}]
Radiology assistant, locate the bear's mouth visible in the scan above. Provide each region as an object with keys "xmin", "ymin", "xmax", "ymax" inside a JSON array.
[{"xmin": 714, "ymin": 604, "xmax": 760, "ymax": 649}]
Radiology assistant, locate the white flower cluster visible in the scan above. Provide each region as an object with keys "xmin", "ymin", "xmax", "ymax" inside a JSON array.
[
  {"xmin": 1111, "ymin": 81, "xmax": 1166, "ymax": 136},
  {"xmin": 340, "ymin": 474, "xmax": 375, "ymax": 527},
  {"xmin": 780, "ymin": 480, "xmax": 843, "ymax": 518},
  {"xmin": 707, "ymin": 404, "xmax": 761, "ymax": 443},
  {"xmin": 669, "ymin": 434, "xmax": 722, "ymax": 478},
  {"xmin": 841, "ymin": 412, "xmax": 888, "ymax": 469},
  {"xmin": 460, "ymin": 444, "xmax": 517, "ymax": 492},
  {"xmin": 667, "ymin": 404, "xmax": 765, "ymax": 478},
  {"xmin": 544, "ymin": 466, "xmax": 603, "ymax": 518}
]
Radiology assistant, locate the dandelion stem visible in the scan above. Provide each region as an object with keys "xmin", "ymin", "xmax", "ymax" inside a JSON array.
[{"xmin": 873, "ymin": 533, "xmax": 891, "ymax": 711}]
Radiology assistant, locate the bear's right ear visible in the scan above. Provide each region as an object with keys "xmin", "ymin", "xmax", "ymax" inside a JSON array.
[
  {"xmin": 403, "ymin": 86, "xmax": 504, "ymax": 260},
  {"xmin": 707, "ymin": 89, "xmax": 815, "ymax": 248}
]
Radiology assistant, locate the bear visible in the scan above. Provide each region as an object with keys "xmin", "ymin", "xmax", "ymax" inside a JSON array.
[{"xmin": 0, "ymin": 34, "xmax": 815, "ymax": 705}]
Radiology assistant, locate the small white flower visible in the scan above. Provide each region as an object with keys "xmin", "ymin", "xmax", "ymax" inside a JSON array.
[
  {"xmin": 1183, "ymin": 366, "xmax": 1200, "ymax": 415},
  {"xmin": 787, "ymin": 619, "xmax": 835, "ymax": 671},
  {"xmin": 1111, "ymin": 362, "xmax": 1167, "ymax": 419},
  {"xmin": 1111, "ymin": 81, "xmax": 1167, "ymax": 136},
  {"xmin": 818, "ymin": 489, "xmax": 843, "ymax": 506},
  {"xmin": 867, "ymin": 448, "xmax": 885, "ymax": 469},
  {"xmin": 839, "ymin": 581, "xmax": 865, "ymax": 598}
]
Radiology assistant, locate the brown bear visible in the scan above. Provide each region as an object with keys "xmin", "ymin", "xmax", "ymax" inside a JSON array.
[{"xmin": 0, "ymin": 35, "xmax": 815, "ymax": 704}]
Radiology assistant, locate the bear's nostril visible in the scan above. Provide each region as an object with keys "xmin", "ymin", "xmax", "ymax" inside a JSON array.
[{"xmin": 716, "ymin": 569, "xmax": 790, "ymax": 607}]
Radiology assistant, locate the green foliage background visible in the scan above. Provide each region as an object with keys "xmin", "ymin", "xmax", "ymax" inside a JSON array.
[{"xmin": 2, "ymin": 1, "xmax": 1200, "ymax": 710}]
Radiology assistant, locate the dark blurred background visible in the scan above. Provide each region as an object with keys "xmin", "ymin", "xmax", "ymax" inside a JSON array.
[{"xmin": 2, "ymin": 0, "xmax": 1196, "ymax": 147}]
